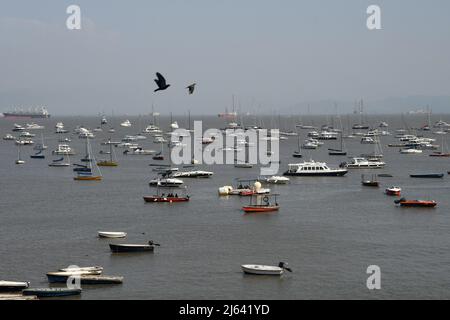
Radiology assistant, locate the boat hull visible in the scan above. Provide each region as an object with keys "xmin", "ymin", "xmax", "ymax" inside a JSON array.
[
  {"xmin": 242, "ymin": 205, "xmax": 279, "ymax": 213},
  {"xmin": 143, "ymin": 196, "xmax": 190, "ymax": 203},
  {"xmin": 47, "ymin": 274, "xmax": 123, "ymax": 285},
  {"xmin": 410, "ymin": 174, "xmax": 444, "ymax": 179},
  {"xmin": 74, "ymin": 176, "xmax": 102, "ymax": 181},
  {"xmin": 109, "ymin": 244, "xmax": 155, "ymax": 253},
  {"xmin": 241, "ymin": 265, "xmax": 283, "ymax": 275},
  {"xmin": 22, "ymin": 288, "xmax": 81, "ymax": 297},
  {"xmin": 284, "ymin": 170, "xmax": 348, "ymax": 177},
  {"xmin": 397, "ymin": 201, "xmax": 437, "ymax": 208}
]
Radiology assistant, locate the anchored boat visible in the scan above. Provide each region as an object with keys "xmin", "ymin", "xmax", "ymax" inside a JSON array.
[
  {"xmin": 109, "ymin": 241, "xmax": 160, "ymax": 253},
  {"xmin": 394, "ymin": 198, "xmax": 437, "ymax": 208},
  {"xmin": 241, "ymin": 262, "xmax": 292, "ymax": 275},
  {"xmin": 284, "ymin": 160, "xmax": 348, "ymax": 176},
  {"xmin": 242, "ymin": 194, "xmax": 280, "ymax": 213}
]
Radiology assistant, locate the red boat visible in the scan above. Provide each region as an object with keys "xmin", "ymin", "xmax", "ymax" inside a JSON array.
[
  {"xmin": 385, "ymin": 186, "xmax": 401, "ymax": 196},
  {"xmin": 394, "ymin": 198, "xmax": 437, "ymax": 208},
  {"xmin": 242, "ymin": 194, "xmax": 280, "ymax": 213},
  {"xmin": 143, "ymin": 196, "xmax": 190, "ymax": 203},
  {"xmin": 242, "ymin": 205, "xmax": 280, "ymax": 213}
]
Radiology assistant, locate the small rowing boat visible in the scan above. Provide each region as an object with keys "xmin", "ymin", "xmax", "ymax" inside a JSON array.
[
  {"xmin": 109, "ymin": 241, "xmax": 160, "ymax": 253},
  {"xmin": 47, "ymin": 273, "xmax": 123, "ymax": 285},
  {"xmin": 22, "ymin": 288, "xmax": 82, "ymax": 298},
  {"xmin": 241, "ymin": 262, "xmax": 292, "ymax": 276},
  {"xmin": 394, "ymin": 198, "xmax": 437, "ymax": 208},
  {"xmin": 98, "ymin": 231, "xmax": 127, "ymax": 238}
]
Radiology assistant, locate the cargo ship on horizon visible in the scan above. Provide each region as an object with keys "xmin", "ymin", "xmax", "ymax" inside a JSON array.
[{"xmin": 2, "ymin": 107, "xmax": 50, "ymax": 119}]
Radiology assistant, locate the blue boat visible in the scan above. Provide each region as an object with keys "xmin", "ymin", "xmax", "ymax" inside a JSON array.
[{"xmin": 30, "ymin": 151, "xmax": 45, "ymax": 159}]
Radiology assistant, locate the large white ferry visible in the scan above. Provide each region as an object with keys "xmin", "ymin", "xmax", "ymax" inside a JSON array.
[{"xmin": 284, "ymin": 160, "xmax": 348, "ymax": 176}]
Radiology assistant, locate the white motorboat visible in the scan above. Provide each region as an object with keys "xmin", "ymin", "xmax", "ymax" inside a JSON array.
[
  {"xmin": 123, "ymin": 148, "xmax": 156, "ymax": 155},
  {"xmin": 120, "ymin": 120, "xmax": 132, "ymax": 127},
  {"xmin": 284, "ymin": 160, "xmax": 348, "ymax": 176},
  {"xmin": 400, "ymin": 148, "xmax": 423, "ymax": 154},
  {"xmin": 52, "ymin": 144, "xmax": 75, "ymax": 155},
  {"xmin": 59, "ymin": 266, "xmax": 103, "ymax": 274},
  {"xmin": 263, "ymin": 176, "xmax": 290, "ymax": 184},
  {"xmin": 19, "ymin": 131, "xmax": 35, "ymax": 138},
  {"xmin": 98, "ymin": 231, "xmax": 127, "ymax": 239},
  {"xmin": 26, "ymin": 123, "xmax": 45, "ymax": 130},
  {"xmin": 172, "ymin": 170, "xmax": 213, "ymax": 178},
  {"xmin": 3, "ymin": 134, "xmax": 15, "ymax": 141},
  {"xmin": 241, "ymin": 262, "xmax": 292, "ymax": 276},
  {"xmin": 361, "ymin": 137, "xmax": 375, "ymax": 144},
  {"xmin": 342, "ymin": 157, "xmax": 385, "ymax": 169},
  {"xmin": 149, "ymin": 178, "xmax": 184, "ymax": 188},
  {"xmin": 0, "ymin": 281, "xmax": 30, "ymax": 292}
]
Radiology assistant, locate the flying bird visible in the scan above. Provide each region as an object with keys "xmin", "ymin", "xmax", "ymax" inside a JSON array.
[
  {"xmin": 186, "ymin": 83, "xmax": 196, "ymax": 95},
  {"xmin": 154, "ymin": 72, "xmax": 171, "ymax": 92}
]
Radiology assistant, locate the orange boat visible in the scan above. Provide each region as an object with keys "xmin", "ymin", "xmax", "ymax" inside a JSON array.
[
  {"xmin": 242, "ymin": 205, "xmax": 280, "ymax": 213},
  {"xmin": 74, "ymin": 175, "xmax": 102, "ymax": 181},
  {"xmin": 242, "ymin": 194, "xmax": 280, "ymax": 213},
  {"xmin": 394, "ymin": 198, "xmax": 437, "ymax": 208}
]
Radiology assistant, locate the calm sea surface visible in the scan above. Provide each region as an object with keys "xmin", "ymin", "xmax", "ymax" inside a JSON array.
[{"xmin": 1, "ymin": 114, "xmax": 449, "ymax": 299}]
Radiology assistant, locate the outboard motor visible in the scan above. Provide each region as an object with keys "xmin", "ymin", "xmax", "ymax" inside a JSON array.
[{"xmin": 278, "ymin": 262, "xmax": 292, "ymax": 272}]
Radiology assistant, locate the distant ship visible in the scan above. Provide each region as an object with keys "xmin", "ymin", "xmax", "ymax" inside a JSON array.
[{"xmin": 2, "ymin": 107, "xmax": 50, "ymax": 119}]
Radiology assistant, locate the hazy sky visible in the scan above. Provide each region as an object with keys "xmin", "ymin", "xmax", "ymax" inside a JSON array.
[{"xmin": 1, "ymin": 0, "xmax": 450, "ymax": 115}]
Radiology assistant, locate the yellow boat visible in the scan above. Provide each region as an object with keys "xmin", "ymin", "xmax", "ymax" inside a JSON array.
[
  {"xmin": 97, "ymin": 161, "xmax": 118, "ymax": 167},
  {"xmin": 97, "ymin": 141, "xmax": 118, "ymax": 167},
  {"xmin": 74, "ymin": 175, "xmax": 102, "ymax": 181}
]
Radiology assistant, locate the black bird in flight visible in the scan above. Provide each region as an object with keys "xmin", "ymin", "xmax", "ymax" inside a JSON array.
[
  {"xmin": 186, "ymin": 83, "xmax": 196, "ymax": 95},
  {"xmin": 154, "ymin": 72, "xmax": 171, "ymax": 92}
]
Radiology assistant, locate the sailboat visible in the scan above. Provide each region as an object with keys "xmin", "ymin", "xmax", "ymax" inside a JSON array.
[
  {"xmin": 328, "ymin": 133, "xmax": 347, "ymax": 156},
  {"xmin": 235, "ymin": 135, "xmax": 253, "ymax": 168},
  {"xmin": 30, "ymin": 150, "xmax": 45, "ymax": 159},
  {"xmin": 429, "ymin": 135, "xmax": 450, "ymax": 157},
  {"xmin": 97, "ymin": 139, "xmax": 118, "ymax": 166},
  {"xmin": 48, "ymin": 155, "xmax": 70, "ymax": 167},
  {"xmin": 74, "ymin": 139, "xmax": 102, "ymax": 180},
  {"xmin": 292, "ymin": 128, "xmax": 302, "ymax": 158},
  {"xmin": 15, "ymin": 145, "xmax": 25, "ymax": 165}
]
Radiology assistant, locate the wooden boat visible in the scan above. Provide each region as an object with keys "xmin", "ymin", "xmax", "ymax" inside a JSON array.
[
  {"xmin": 385, "ymin": 186, "xmax": 401, "ymax": 196},
  {"xmin": 394, "ymin": 198, "xmax": 437, "ymax": 208},
  {"xmin": 74, "ymin": 174, "xmax": 102, "ymax": 181},
  {"xmin": 0, "ymin": 293, "xmax": 37, "ymax": 300},
  {"xmin": 47, "ymin": 273, "xmax": 123, "ymax": 285},
  {"xmin": 429, "ymin": 152, "xmax": 450, "ymax": 157},
  {"xmin": 59, "ymin": 266, "xmax": 103, "ymax": 274},
  {"xmin": 0, "ymin": 281, "xmax": 30, "ymax": 292},
  {"xmin": 98, "ymin": 231, "xmax": 127, "ymax": 238},
  {"xmin": 22, "ymin": 288, "xmax": 81, "ymax": 297},
  {"xmin": 410, "ymin": 173, "xmax": 444, "ymax": 178},
  {"xmin": 242, "ymin": 194, "xmax": 280, "ymax": 213},
  {"xmin": 241, "ymin": 262, "xmax": 292, "ymax": 275},
  {"xmin": 109, "ymin": 241, "xmax": 160, "ymax": 253}
]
